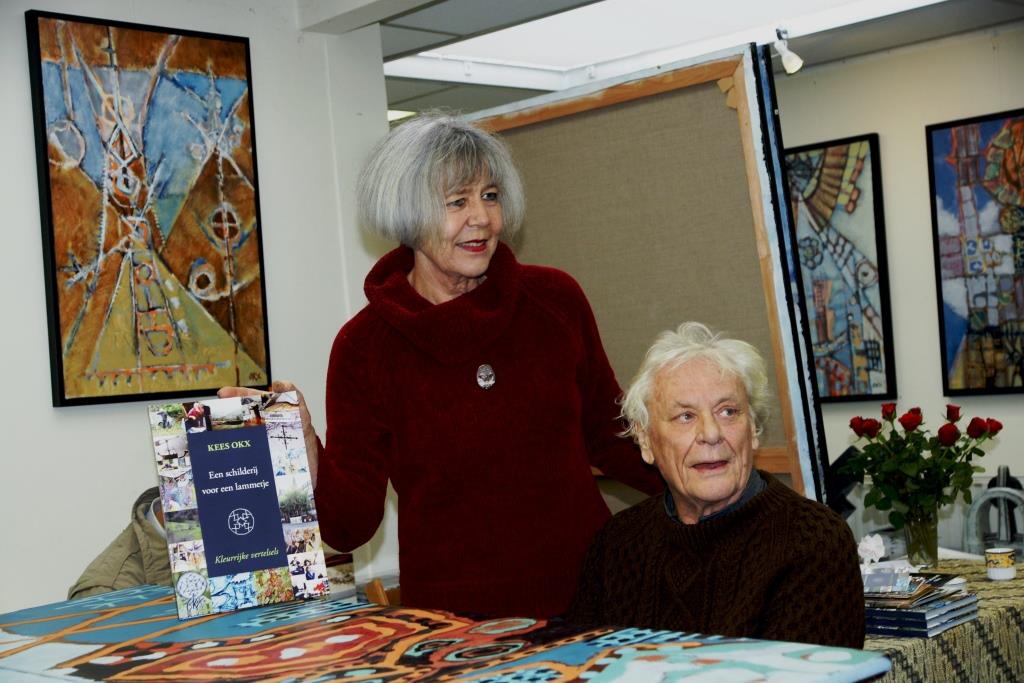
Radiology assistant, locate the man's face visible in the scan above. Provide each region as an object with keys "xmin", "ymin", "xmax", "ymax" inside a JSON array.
[{"xmin": 639, "ymin": 358, "xmax": 758, "ymax": 523}]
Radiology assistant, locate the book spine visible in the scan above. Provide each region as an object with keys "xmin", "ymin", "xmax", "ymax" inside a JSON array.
[
  {"xmin": 866, "ymin": 611, "xmax": 978, "ymax": 637},
  {"xmin": 866, "ymin": 614, "xmax": 968, "ymax": 628},
  {"xmin": 864, "ymin": 597, "xmax": 977, "ymax": 624}
]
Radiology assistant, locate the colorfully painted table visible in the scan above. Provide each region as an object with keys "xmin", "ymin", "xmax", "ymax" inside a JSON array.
[{"xmin": 0, "ymin": 585, "xmax": 889, "ymax": 681}]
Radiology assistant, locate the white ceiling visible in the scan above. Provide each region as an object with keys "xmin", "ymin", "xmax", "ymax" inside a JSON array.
[
  {"xmin": 304, "ymin": 0, "xmax": 1024, "ymax": 114},
  {"xmin": 377, "ymin": 0, "xmax": 600, "ymax": 60},
  {"xmin": 393, "ymin": 0, "xmax": 918, "ymax": 68}
]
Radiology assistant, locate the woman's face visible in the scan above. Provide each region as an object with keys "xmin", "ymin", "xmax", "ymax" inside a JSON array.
[
  {"xmin": 639, "ymin": 357, "xmax": 759, "ymax": 524},
  {"xmin": 411, "ymin": 177, "xmax": 503, "ymax": 301}
]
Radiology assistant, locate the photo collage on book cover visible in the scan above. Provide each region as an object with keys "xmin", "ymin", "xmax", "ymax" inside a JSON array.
[{"xmin": 150, "ymin": 392, "xmax": 328, "ymax": 618}]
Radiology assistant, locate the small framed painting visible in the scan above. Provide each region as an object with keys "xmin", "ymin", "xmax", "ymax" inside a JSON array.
[
  {"xmin": 784, "ymin": 133, "xmax": 897, "ymax": 402},
  {"xmin": 25, "ymin": 11, "xmax": 271, "ymax": 406},
  {"xmin": 927, "ymin": 108, "xmax": 1024, "ymax": 395}
]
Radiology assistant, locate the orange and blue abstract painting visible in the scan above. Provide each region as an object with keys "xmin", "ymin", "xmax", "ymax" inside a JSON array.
[
  {"xmin": 26, "ymin": 11, "xmax": 270, "ymax": 405},
  {"xmin": 785, "ymin": 134, "xmax": 897, "ymax": 401},
  {"xmin": 927, "ymin": 109, "xmax": 1024, "ymax": 395}
]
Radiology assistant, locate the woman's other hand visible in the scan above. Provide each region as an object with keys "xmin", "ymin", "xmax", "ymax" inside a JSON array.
[{"xmin": 218, "ymin": 381, "xmax": 321, "ymax": 487}]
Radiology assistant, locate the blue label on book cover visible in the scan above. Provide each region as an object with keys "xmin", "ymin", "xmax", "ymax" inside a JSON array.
[{"xmin": 189, "ymin": 425, "xmax": 288, "ymax": 576}]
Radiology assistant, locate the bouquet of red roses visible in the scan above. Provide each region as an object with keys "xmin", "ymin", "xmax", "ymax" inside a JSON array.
[{"xmin": 843, "ymin": 402, "xmax": 1002, "ymax": 529}]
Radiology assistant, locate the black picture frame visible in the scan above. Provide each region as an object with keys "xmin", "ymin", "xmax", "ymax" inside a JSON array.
[
  {"xmin": 926, "ymin": 107, "xmax": 1024, "ymax": 396},
  {"xmin": 783, "ymin": 133, "xmax": 897, "ymax": 402},
  {"xmin": 25, "ymin": 10, "xmax": 272, "ymax": 406}
]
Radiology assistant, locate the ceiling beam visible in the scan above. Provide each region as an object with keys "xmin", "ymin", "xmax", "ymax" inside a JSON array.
[
  {"xmin": 298, "ymin": 0, "xmax": 437, "ymax": 34},
  {"xmin": 385, "ymin": 54, "xmax": 568, "ymax": 90}
]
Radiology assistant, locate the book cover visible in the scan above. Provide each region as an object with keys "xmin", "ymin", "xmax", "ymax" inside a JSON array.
[
  {"xmin": 150, "ymin": 392, "xmax": 329, "ymax": 619},
  {"xmin": 865, "ymin": 609, "xmax": 978, "ymax": 638},
  {"xmin": 865, "ymin": 592, "xmax": 978, "ymax": 626},
  {"xmin": 864, "ymin": 580, "xmax": 945, "ymax": 609},
  {"xmin": 913, "ymin": 572, "xmax": 964, "ymax": 589}
]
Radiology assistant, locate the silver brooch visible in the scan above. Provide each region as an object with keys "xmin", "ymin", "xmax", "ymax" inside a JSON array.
[{"xmin": 476, "ymin": 364, "xmax": 495, "ymax": 390}]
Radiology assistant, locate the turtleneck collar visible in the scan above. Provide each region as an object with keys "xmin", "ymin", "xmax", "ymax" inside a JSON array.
[
  {"xmin": 364, "ymin": 241, "xmax": 521, "ymax": 365},
  {"xmin": 659, "ymin": 471, "xmax": 789, "ymax": 551},
  {"xmin": 662, "ymin": 469, "xmax": 766, "ymax": 524}
]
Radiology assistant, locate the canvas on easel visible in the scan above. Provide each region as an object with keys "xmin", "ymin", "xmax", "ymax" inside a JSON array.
[{"xmin": 472, "ymin": 46, "xmax": 825, "ymax": 498}]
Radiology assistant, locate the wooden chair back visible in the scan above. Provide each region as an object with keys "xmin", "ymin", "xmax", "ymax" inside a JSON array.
[{"xmin": 365, "ymin": 578, "xmax": 401, "ymax": 606}]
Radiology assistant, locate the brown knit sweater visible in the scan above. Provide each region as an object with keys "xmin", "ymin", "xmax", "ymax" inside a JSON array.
[{"xmin": 566, "ymin": 472, "xmax": 865, "ymax": 648}]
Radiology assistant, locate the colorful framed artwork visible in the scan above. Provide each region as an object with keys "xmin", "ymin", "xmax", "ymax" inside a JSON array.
[
  {"xmin": 784, "ymin": 133, "xmax": 897, "ymax": 402},
  {"xmin": 25, "ymin": 11, "xmax": 271, "ymax": 406},
  {"xmin": 927, "ymin": 108, "xmax": 1024, "ymax": 395}
]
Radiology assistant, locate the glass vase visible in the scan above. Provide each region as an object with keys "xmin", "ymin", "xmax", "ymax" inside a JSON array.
[{"xmin": 903, "ymin": 507, "xmax": 939, "ymax": 568}]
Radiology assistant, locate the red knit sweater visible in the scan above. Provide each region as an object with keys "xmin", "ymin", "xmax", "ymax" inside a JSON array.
[{"xmin": 315, "ymin": 243, "xmax": 663, "ymax": 617}]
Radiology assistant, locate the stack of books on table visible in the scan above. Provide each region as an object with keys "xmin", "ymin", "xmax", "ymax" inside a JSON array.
[{"xmin": 864, "ymin": 573, "xmax": 978, "ymax": 638}]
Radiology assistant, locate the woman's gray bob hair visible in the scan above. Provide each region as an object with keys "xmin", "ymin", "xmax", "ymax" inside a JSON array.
[
  {"xmin": 356, "ymin": 112, "xmax": 526, "ymax": 248},
  {"xmin": 620, "ymin": 321, "xmax": 770, "ymax": 441}
]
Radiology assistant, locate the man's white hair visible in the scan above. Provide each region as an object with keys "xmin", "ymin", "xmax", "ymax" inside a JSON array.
[{"xmin": 620, "ymin": 321, "xmax": 770, "ymax": 440}]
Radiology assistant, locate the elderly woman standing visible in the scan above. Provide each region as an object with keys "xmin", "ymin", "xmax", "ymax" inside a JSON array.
[
  {"xmin": 567, "ymin": 322, "xmax": 864, "ymax": 647},
  {"xmin": 312, "ymin": 113, "xmax": 662, "ymax": 617}
]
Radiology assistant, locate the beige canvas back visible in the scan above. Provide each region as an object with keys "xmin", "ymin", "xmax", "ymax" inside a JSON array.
[
  {"xmin": 500, "ymin": 83, "xmax": 785, "ymax": 448},
  {"xmin": 476, "ymin": 50, "xmax": 815, "ymax": 493}
]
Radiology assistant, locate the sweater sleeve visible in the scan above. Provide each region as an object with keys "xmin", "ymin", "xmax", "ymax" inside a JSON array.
[
  {"xmin": 314, "ymin": 323, "xmax": 392, "ymax": 552},
  {"xmin": 568, "ymin": 278, "xmax": 663, "ymax": 496},
  {"xmin": 757, "ymin": 514, "xmax": 866, "ymax": 648}
]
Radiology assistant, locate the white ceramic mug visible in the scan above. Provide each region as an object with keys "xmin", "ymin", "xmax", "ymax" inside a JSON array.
[{"xmin": 985, "ymin": 547, "xmax": 1016, "ymax": 581}]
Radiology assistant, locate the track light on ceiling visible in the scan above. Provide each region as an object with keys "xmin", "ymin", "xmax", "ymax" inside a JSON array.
[{"xmin": 774, "ymin": 28, "xmax": 804, "ymax": 75}]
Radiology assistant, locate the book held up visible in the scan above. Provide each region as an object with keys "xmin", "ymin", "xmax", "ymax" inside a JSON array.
[{"xmin": 149, "ymin": 392, "xmax": 328, "ymax": 619}]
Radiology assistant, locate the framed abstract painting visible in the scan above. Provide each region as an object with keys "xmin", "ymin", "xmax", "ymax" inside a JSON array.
[
  {"xmin": 927, "ymin": 108, "xmax": 1024, "ymax": 396},
  {"xmin": 26, "ymin": 11, "xmax": 271, "ymax": 406},
  {"xmin": 784, "ymin": 133, "xmax": 897, "ymax": 402}
]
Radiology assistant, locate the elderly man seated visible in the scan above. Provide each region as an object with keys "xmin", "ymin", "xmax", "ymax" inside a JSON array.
[{"xmin": 567, "ymin": 322, "xmax": 864, "ymax": 648}]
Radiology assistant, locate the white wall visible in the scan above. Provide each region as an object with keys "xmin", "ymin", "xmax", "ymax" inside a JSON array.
[
  {"xmin": 0, "ymin": 0, "xmax": 387, "ymax": 613},
  {"xmin": 776, "ymin": 23, "xmax": 1024, "ymax": 541},
  {"xmin": 320, "ymin": 25, "xmax": 400, "ymax": 585}
]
